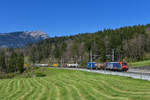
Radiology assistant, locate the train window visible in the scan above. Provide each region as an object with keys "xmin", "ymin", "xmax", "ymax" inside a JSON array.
[
  {"xmin": 113, "ymin": 63, "xmax": 121, "ymax": 68},
  {"xmin": 122, "ymin": 63, "xmax": 127, "ymax": 66}
]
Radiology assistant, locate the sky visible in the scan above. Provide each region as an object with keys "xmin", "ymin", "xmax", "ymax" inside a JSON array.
[{"xmin": 0, "ymin": 0, "xmax": 150, "ymax": 37}]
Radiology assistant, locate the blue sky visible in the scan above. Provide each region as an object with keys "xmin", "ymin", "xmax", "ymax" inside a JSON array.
[{"xmin": 0, "ymin": 0, "xmax": 150, "ymax": 37}]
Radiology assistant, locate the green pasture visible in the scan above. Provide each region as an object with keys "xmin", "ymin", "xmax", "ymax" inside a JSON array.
[
  {"xmin": 129, "ymin": 60, "xmax": 150, "ymax": 67},
  {"xmin": 0, "ymin": 68, "xmax": 150, "ymax": 100}
]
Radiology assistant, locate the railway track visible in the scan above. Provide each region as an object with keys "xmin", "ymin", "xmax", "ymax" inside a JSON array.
[{"xmin": 51, "ymin": 67, "xmax": 150, "ymax": 82}]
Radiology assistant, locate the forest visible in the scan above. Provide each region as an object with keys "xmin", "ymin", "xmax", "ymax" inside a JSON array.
[
  {"xmin": 0, "ymin": 48, "xmax": 24, "ymax": 73},
  {"xmin": 24, "ymin": 24, "xmax": 150, "ymax": 67}
]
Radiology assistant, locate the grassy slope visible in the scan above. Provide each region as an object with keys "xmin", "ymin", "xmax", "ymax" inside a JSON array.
[
  {"xmin": 129, "ymin": 60, "xmax": 150, "ymax": 67},
  {"xmin": 0, "ymin": 68, "xmax": 150, "ymax": 100}
]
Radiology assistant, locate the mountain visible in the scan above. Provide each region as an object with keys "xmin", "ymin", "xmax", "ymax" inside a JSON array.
[{"xmin": 0, "ymin": 30, "xmax": 49, "ymax": 48}]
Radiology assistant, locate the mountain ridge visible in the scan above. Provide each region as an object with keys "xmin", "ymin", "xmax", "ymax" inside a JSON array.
[{"xmin": 0, "ymin": 30, "xmax": 49, "ymax": 48}]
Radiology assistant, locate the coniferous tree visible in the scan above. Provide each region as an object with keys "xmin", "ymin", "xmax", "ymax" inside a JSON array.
[
  {"xmin": 8, "ymin": 52, "xmax": 17, "ymax": 72},
  {"xmin": 0, "ymin": 51, "xmax": 6, "ymax": 72},
  {"xmin": 17, "ymin": 53, "xmax": 24, "ymax": 73}
]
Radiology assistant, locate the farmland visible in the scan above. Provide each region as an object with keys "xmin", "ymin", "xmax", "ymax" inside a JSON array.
[{"xmin": 0, "ymin": 68, "xmax": 150, "ymax": 100}]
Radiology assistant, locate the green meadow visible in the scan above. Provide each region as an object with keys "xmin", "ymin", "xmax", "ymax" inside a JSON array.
[
  {"xmin": 0, "ymin": 68, "xmax": 150, "ymax": 100},
  {"xmin": 129, "ymin": 60, "xmax": 150, "ymax": 67}
]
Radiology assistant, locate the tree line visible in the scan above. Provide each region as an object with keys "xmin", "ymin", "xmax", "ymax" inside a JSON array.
[{"xmin": 0, "ymin": 48, "xmax": 24, "ymax": 73}]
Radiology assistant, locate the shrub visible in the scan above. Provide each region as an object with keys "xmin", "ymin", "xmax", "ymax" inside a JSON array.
[
  {"xmin": 34, "ymin": 72, "xmax": 46, "ymax": 77},
  {"xmin": 0, "ymin": 73, "xmax": 16, "ymax": 79}
]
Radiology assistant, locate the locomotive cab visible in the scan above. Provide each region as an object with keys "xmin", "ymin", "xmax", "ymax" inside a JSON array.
[{"xmin": 120, "ymin": 62, "xmax": 128, "ymax": 71}]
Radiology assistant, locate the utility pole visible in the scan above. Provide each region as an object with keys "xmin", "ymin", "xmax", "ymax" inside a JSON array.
[
  {"xmin": 112, "ymin": 49, "xmax": 115, "ymax": 62},
  {"xmin": 90, "ymin": 50, "xmax": 93, "ymax": 62},
  {"xmin": 80, "ymin": 56, "xmax": 81, "ymax": 63},
  {"xmin": 61, "ymin": 56, "xmax": 63, "ymax": 65},
  {"xmin": 90, "ymin": 32, "xmax": 94, "ymax": 70},
  {"xmin": 90, "ymin": 49, "xmax": 93, "ymax": 70},
  {"xmin": 75, "ymin": 55, "xmax": 78, "ymax": 68}
]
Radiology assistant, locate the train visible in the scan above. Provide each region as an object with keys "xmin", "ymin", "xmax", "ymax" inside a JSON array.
[
  {"xmin": 67, "ymin": 64, "xmax": 78, "ymax": 68},
  {"xmin": 87, "ymin": 62, "xmax": 128, "ymax": 71},
  {"xmin": 35, "ymin": 61, "xmax": 128, "ymax": 72}
]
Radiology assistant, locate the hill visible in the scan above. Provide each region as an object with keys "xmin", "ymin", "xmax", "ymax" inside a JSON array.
[
  {"xmin": 25, "ymin": 24, "xmax": 150, "ymax": 65},
  {"xmin": 0, "ymin": 30, "xmax": 49, "ymax": 48}
]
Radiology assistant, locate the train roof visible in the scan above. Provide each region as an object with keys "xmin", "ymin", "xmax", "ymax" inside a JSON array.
[{"xmin": 107, "ymin": 62, "xmax": 127, "ymax": 63}]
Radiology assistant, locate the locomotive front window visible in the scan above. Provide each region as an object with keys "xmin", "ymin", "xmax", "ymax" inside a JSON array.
[{"xmin": 122, "ymin": 63, "xmax": 127, "ymax": 66}]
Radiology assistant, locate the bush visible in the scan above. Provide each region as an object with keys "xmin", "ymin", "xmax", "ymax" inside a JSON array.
[
  {"xmin": 33, "ymin": 68, "xmax": 47, "ymax": 77},
  {"xmin": 0, "ymin": 66, "xmax": 47, "ymax": 79},
  {"xmin": 34, "ymin": 72, "xmax": 46, "ymax": 77},
  {"xmin": 23, "ymin": 66, "xmax": 46, "ymax": 78},
  {"xmin": 0, "ymin": 73, "xmax": 16, "ymax": 79}
]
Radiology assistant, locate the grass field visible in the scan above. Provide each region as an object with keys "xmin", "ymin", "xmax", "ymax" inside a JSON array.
[
  {"xmin": 0, "ymin": 68, "xmax": 150, "ymax": 100},
  {"xmin": 129, "ymin": 60, "xmax": 150, "ymax": 67}
]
